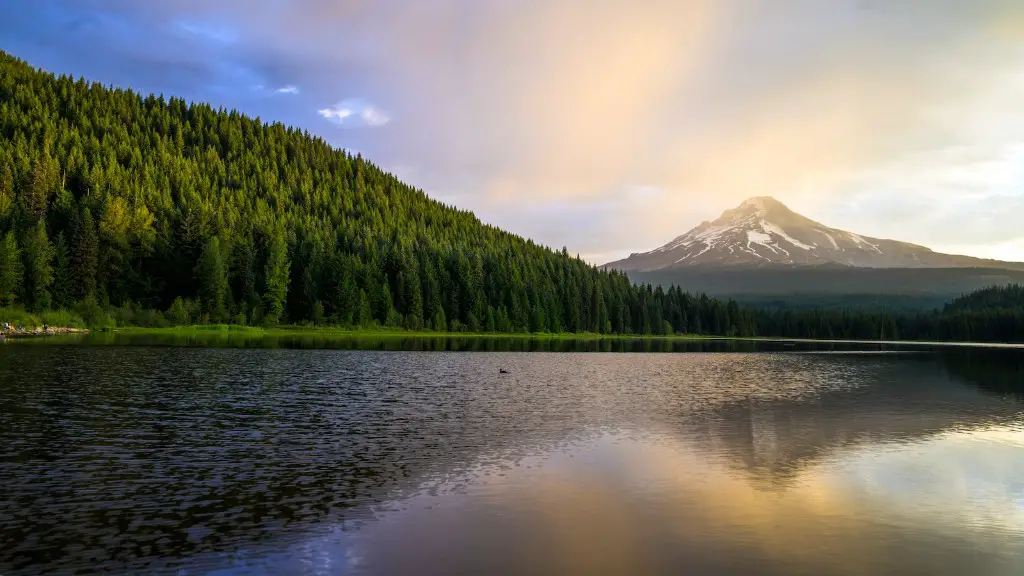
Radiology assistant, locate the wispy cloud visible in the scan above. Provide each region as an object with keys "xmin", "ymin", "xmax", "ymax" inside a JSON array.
[
  {"xmin": 318, "ymin": 99, "xmax": 389, "ymax": 127},
  {"xmin": 175, "ymin": 19, "xmax": 237, "ymax": 45},
  {"xmin": 275, "ymin": 85, "xmax": 299, "ymax": 94}
]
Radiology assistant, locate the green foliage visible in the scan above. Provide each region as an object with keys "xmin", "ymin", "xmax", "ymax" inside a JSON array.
[
  {"xmin": 0, "ymin": 230, "xmax": 21, "ymax": 305},
  {"xmin": 39, "ymin": 309, "xmax": 85, "ymax": 328},
  {"xmin": 21, "ymin": 219, "xmax": 54, "ymax": 311},
  {"xmin": 73, "ymin": 297, "xmax": 116, "ymax": 330},
  {"xmin": 0, "ymin": 305, "xmax": 39, "ymax": 327},
  {"xmin": 108, "ymin": 301, "xmax": 168, "ymax": 328},
  {"xmin": 195, "ymin": 235, "xmax": 228, "ymax": 321},
  {"xmin": 262, "ymin": 232, "xmax": 289, "ymax": 326},
  {"xmin": 0, "ymin": 164, "xmax": 13, "ymax": 222},
  {"xmin": 51, "ymin": 232, "xmax": 73, "ymax": 308},
  {"xmin": 166, "ymin": 297, "xmax": 191, "ymax": 325},
  {"xmin": 188, "ymin": 324, "xmax": 264, "ymax": 332},
  {"xmin": 72, "ymin": 208, "xmax": 98, "ymax": 301}
]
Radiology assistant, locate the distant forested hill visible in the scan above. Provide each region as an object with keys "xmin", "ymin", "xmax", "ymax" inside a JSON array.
[
  {"xmin": 628, "ymin": 266, "xmax": 1024, "ymax": 299},
  {"xmin": 944, "ymin": 284, "xmax": 1024, "ymax": 313}
]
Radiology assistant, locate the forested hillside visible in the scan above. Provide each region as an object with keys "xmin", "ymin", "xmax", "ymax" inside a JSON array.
[
  {"xmin": 944, "ymin": 284, "xmax": 1024, "ymax": 313},
  {"xmin": 0, "ymin": 51, "xmax": 754, "ymax": 335}
]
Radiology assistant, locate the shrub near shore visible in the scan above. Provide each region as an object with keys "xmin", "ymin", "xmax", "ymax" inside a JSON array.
[{"xmin": 0, "ymin": 306, "xmax": 85, "ymax": 329}]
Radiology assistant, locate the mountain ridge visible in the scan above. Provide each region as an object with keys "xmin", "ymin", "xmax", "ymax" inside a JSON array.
[{"xmin": 605, "ymin": 196, "xmax": 1024, "ymax": 272}]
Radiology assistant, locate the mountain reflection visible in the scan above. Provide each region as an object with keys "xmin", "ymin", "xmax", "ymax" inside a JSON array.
[
  {"xmin": 246, "ymin": 425, "xmax": 1024, "ymax": 576},
  {"xmin": 683, "ymin": 350, "xmax": 1024, "ymax": 487}
]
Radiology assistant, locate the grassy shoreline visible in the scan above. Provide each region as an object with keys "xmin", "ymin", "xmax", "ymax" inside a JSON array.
[
  {"xmin": 7, "ymin": 318, "xmax": 1022, "ymax": 348},
  {"xmin": 112, "ymin": 325, "xmax": 721, "ymax": 341},
  {"xmin": 103, "ymin": 327, "xmax": 1024, "ymax": 347}
]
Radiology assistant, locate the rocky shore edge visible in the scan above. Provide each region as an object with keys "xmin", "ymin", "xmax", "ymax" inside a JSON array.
[{"xmin": 1, "ymin": 326, "xmax": 90, "ymax": 339}]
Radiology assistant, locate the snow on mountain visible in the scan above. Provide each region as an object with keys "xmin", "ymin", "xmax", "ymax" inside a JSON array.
[{"xmin": 605, "ymin": 196, "xmax": 1023, "ymax": 272}]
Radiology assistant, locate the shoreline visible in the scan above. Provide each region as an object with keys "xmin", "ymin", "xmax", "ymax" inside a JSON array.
[
  {"xmin": 1, "ymin": 327, "xmax": 90, "ymax": 339},
  {"xmin": 6, "ymin": 325, "xmax": 1022, "ymax": 349},
  {"xmin": 87, "ymin": 326, "xmax": 1024, "ymax": 349}
]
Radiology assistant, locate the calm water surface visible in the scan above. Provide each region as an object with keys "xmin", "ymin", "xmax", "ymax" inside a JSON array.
[{"xmin": 2, "ymin": 340, "xmax": 1024, "ymax": 575}]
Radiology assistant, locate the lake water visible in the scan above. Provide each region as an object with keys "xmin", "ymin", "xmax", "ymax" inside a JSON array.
[{"xmin": 2, "ymin": 339, "xmax": 1024, "ymax": 575}]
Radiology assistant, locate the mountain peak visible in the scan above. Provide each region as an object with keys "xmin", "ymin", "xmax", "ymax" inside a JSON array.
[
  {"xmin": 602, "ymin": 197, "xmax": 1022, "ymax": 272},
  {"xmin": 733, "ymin": 196, "xmax": 791, "ymax": 217},
  {"xmin": 739, "ymin": 196, "xmax": 782, "ymax": 210}
]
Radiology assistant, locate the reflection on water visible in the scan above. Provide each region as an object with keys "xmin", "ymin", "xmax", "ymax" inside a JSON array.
[
  {"xmin": 256, "ymin": 428, "xmax": 1024, "ymax": 576},
  {"xmin": 2, "ymin": 346, "xmax": 1024, "ymax": 574}
]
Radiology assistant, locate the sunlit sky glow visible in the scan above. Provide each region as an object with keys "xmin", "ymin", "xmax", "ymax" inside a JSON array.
[{"xmin": 2, "ymin": 0, "xmax": 1023, "ymax": 263}]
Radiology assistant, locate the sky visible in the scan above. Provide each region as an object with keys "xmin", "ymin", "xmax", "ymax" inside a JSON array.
[{"xmin": 2, "ymin": 0, "xmax": 1023, "ymax": 264}]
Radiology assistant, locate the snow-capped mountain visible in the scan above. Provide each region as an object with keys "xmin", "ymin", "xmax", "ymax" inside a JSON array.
[{"xmin": 605, "ymin": 196, "xmax": 1024, "ymax": 271}]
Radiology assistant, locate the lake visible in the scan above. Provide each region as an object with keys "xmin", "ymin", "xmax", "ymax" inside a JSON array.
[{"xmin": 2, "ymin": 338, "xmax": 1024, "ymax": 575}]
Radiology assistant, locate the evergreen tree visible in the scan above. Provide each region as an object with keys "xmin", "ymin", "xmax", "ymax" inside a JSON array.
[
  {"xmin": 22, "ymin": 219, "xmax": 54, "ymax": 311},
  {"xmin": 231, "ymin": 241, "xmax": 258, "ymax": 320},
  {"xmin": 357, "ymin": 289, "xmax": 373, "ymax": 327},
  {"xmin": 24, "ymin": 154, "xmax": 54, "ymax": 222},
  {"xmin": 51, "ymin": 232, "xmax": 72, "ymax": 309},
  {"xmin": 166, "ymin": 297, "xmax": 191, "ymax": 325},
  {"xmin": 262, "ymin": 232, "xmax": 289, "ymax": 325},
  {"xmin": 71, "ymin": 207, "xmax": 98, "ymax": 302},
  {"xmin": 0, "ymin": 163, "xmax": 13, "ymax": 225},
  {"xmin": 0, "ymin": 230, "xmax": 21, "ymax": 305},
  {"xmin": 195, "ymin": 235, "xmax": 228, "ymax": 321}
]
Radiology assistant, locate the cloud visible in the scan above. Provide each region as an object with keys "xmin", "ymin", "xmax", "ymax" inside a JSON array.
[
  {"xmin": 175, "ymin": 19, "xmax": 238, "ymax": 44},
  {"xmin": 275, "ymin": 85, "xmax": 299, "ymax": 94},
  {"xmin": 318, "ymin": 99, "xmax": 389, "ymax": 127}
]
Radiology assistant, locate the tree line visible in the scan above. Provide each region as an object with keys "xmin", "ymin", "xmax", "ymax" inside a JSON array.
[
  {"xmin": 0, "ymin": 51, "xmax": 1021, "ymax": 342},
  {"xmin": 750, "ymin": 289, "xmax": 1024, "ymax": 343}
]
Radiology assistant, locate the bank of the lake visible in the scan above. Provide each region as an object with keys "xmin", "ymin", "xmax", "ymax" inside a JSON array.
[
  {"xmin": 68, "ymin": 326, "xmax": 1024, "ymax": 348},
  {"xmin": 11, "ymin": 324, "xmax": 1024, "ymax": 353},
  {"xmin": 111, "ymin": 325, "xmax": 721, "ymax": 341},
  {"xmin": 0, "ymin": 327, "xmax": 89, "ymax": 339}
]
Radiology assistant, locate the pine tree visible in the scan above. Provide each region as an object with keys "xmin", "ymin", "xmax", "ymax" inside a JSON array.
[
  {"xmin": 231, "ymin": 241, "xmax": 258, "ymax": 319},
  {"xmin": 0, "ymin": 230, "xmax": 21, "ymax": 306},
  {"xmin": 357, "ymin": 289, "xmax": 373, "ymax": 327},
  {"xmin": 72, "ymin": 207, "xmax": 98, "ymax": 301},
  {"xmin": 262, "ymin": 232, "xmax": 290, "ymax": 325},
  {"xmin": 22, "ymin": 220, "xmax": 54, "ymax": 311},
  {"xmin": 25, "ymin": 154, "xmax": 54, "ymax": 222},
  {"xmin": 51, "ymin": 232, "xmax": 72, "ymax": 309},
  {"xmin": 0, "ymin": 164, "xmax": 13, "ymax": 225},
  {"xmin": 195, "ymin": 235, "xmax": 228, "ymax": 322},
  {"xmin": 330, "ymin": 255, "xmax": 358, "ymax": 326},
  {"xmin": 166, "ymin": 296, "xmax": 190, "ymax": 325},
  {"xmin": 433, "ymin": 306, "xmax": 447, "ymax": 332}
]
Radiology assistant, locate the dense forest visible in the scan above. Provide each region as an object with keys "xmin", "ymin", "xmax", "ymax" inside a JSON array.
[
  {"xmin": 0, "ymin": 51, "xmax": 1022, "ymax": 342},
  {"xmin": 0, "ymin": 51, "xmax": 755, "ymax": 335}
]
